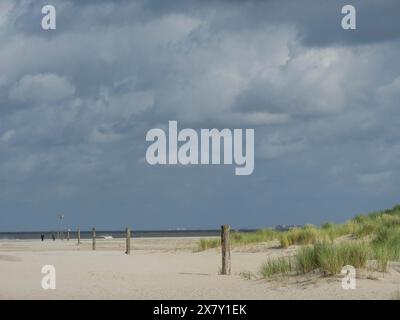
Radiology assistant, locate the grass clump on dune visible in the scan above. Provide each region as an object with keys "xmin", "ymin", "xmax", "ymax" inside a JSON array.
[
  {"xmin": 260, "ymin": 257, "xmax": 292, "ymax": 278},
  {"xmin": 198, "ymin": 229, "xmax": 278, "ymax": 251},
  {"xmin": 261, "ymin": 241, "xmax": 370, "ymax": 278},
  {"xmin": 252, "ymin": 204, "xmax": 400, "ymax": 279},
  {"xmin": 199, "ymin": 204, "xmax": 400, "ymax": 256},
  {"xmin": 370, "ymin": 225, "xmax": 400, "ymax": 271},
  {"xmin": 279, "ymin": 225, "xmax": 324, "ymax": 247},
  {"xmin": 199, "ymin": 238, "xmax": 220, "ymax": 251},
  {"xmin": 295, "ymin": 241, "xmax": 369, "ymax": 275},
  {"xmin": 231, "ymin": 229, "xmax": 277, "ymax": 246},
  {"xmin": 295, "ymin": 245, "xmax": 317, "ymax": 273}
]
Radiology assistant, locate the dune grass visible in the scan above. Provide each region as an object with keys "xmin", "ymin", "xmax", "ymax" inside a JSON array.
[
  {"xmin": 199, "ymin": 204, "xmax": 400, "ymax": 277},
  {"xmin": 297, "ymin": 241, "xmax": 369, "ymax": 275},
  {"xmin": 261, "ymin": 241, "xmax": 370, "ymax": 278},
  {"xmin": 231, "ymin": 229, "xmax": 278, "ymax": 245},
  {"xmin": 198, "ymin": 229, "xmax": 278, "ymax": 251},
  {"xmin": 260, "ymin": 257, "xmax": 293, "ymax": 278},
  {"xmin": 199, "ymin": 238, "xmax": 220, "ymax": 251},
  {"xmin": 255, "ymin": 204, "xmax": 400, "ymax": 278},
  {"xmin": 279, "ymin": 225, "xmax": 328, "ymax": 247}
]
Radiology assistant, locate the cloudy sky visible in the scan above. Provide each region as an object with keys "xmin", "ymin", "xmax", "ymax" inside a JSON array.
[{"xmin": 0, "ymin": 0, "xmax": 399, "ymax": 231}]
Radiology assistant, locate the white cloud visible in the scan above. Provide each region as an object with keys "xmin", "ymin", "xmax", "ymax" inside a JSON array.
[{"xmin": 9, "ymin": 73, "xmax": 75, "ymax": 104}]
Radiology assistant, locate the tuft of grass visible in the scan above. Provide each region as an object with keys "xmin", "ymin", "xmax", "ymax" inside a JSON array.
[
  {"xmin": 198, "ymin": 238, "xmax": 220, "ymax": 251},
  {"xmin": 279, "ymin": 234, "xmax": 290, "ymax": 249},
  {"xmin": 316, "ymin": 242, "xmax": 369, "ymax": 275},
  {"xmin": 295, "ymin": 246, "xmax": 317, "ymax": 274},
  {"xmin": 370, "ymin": 226, "xmax": 400, "ymax": 271},
  {"xmin": 354, "ymin": 221, "xmax": 377, "ymax": 238},
  {"xmin": 343, "ymin": 241, "xmax": 370, "ymax": 268},
  {"xmin": 231, "ymin": 229, "xmax": 278, "ymax": 246},
  {"xmin": 260, "ymin": 257, "xmax": 292, "ymax": 278},
  {"xmin": 200, "ymin": 202, "xmax": 400, "ymax": 275},
  {"xmin": 282, "ymin": 226, "xmax": 326, "ymax": 247},
  {"xmin": 198, "ymin": 229, "xmax": 278, "ymax": 251},
  {"xmin": 315, "ymin": 243, "xmax": 343, "ymax": 275},
  {"xmin": 259, "ymin": 203, "xmax": 400, "ymax": 278},
  {"xmin": 372, "ymin": 246, "xmax": 390, "ymax": 272},
  {"xmin": 267, "ymin": 241, "xmax": 370, "ymax": 277}
]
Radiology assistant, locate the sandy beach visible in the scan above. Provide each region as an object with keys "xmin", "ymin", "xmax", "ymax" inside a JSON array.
[{"xmin": 1, "ymin": 237, "xmax": 400, "ymax": 300}]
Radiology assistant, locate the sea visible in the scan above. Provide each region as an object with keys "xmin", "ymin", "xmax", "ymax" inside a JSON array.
[{"xmin": 0, "ymin": 229, "xmax": 259, "ymax": 240}]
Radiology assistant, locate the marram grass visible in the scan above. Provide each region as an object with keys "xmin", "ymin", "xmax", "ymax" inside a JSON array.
[
  {"xmin": 261, "ymin": 241, "xmax": 370, "ymax": 278},
  {"xmin": 199, "ymin": 204, "xmax": 400, "ymax": 278}
]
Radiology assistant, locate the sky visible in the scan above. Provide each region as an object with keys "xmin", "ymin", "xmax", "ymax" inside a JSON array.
[{"xmin": 0, "ymin": 0, "xmax": 399, "ymax": 231}]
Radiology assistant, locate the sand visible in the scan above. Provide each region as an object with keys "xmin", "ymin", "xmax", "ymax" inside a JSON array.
[{"xmin": 1, "ymin": 237, "xmax": 400, "ymax": 300}]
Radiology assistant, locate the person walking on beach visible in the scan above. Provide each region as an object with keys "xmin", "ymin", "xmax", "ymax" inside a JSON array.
[
  {"xmin": 40, "ymin": 234, "xmax": 45, "ymax": 241},
  {"xmin": 52, "ymin": 233, "xmax": 56, "ymax": 241}
]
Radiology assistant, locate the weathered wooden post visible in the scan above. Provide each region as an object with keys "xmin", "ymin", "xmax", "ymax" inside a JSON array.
[
  {"xmin": 77, "ymin": 227, "xmax": 81, "ymax": 245},
  {"xmin": 92, "ymin": 228, "xmax": 96, "ymax": 251},
  {"xmin": 221, "ymin": 225, "xmax": 231, "ymax": 275},
  {"xmin": 67, "ymin": 229, "xmax": 70, "ymax": 241},
  {"xmin": 125, "ymin": 227, "xmax": 131, "ymax": 255}
]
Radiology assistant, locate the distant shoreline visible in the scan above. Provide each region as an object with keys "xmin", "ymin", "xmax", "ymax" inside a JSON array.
[
  {"xmin": 0, "ymin": 224, "xmax": 304, "ymax": 240},
  {"xmin": 0, "ymin": 229, "xmax": 261, "ymax": 240}
]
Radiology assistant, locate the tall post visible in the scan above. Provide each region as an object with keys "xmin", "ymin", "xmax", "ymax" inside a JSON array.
[
  {"xmin": 67, "ymin": 229, "xmax": 70, "ymax": 241},
  {"xmin": 125, "ymin": 227, "xmax": 131, "ymax": 255},
  {"xmin": 58, "ymin": 214, "xmax": 64, "ymax": 240},
  {"xmin": 92, "ymin": 228, "xmax": 96, "ymax": 251},
  {"xmin": 221, "ymin": 225, "xmax": 231, "ymax": 275},
  {"xmin": 77, "ymin": 227, "xmax": 81, "ymax": 245}
]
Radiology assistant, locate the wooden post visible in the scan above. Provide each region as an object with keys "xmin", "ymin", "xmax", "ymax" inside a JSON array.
[
  {"xmin": 221, "ymin": 225, "xmax": 231, "ymax": 275},
  {"xmin": 67, "ymin": 229, "xmax": 70, "ymax": 241},
  {"xmin": 125, "ymin": 228, "xmax": 131, "ymax": 255},
  {"xmin": 92, "ymin": 228, "xmax": 96, "ymax": 251},
  {"xmin": 77, "ymin": 227, "xmax": 81, "ymax": 245}
]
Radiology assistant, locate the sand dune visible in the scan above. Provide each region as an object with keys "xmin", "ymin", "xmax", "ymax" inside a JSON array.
[{"xmin": 0, "ymin": 238, "xmax": 399, "ymax": 299}]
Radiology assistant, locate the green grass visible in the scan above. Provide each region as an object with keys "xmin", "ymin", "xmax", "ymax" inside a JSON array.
[
  {"xmin": 231, "ymin": 229, "xmax": 278, "ymax": 246},
  {"xmin": 200, "ymin": 204, "xmax": 400, "ymax": 278},
  {"xmin": 260, "ymin": 257, "xmax": 292, "ymax": 278},
  {"xmin": 198, "ymin": 229, "xmax": 278, "ymax": 251},
  {"xmin": 370, "ymin": 224, "xmax": 400, "ymax": 271},
  {"xmin": 280, "ymin": 226, "xmax": 328, "ymax": 247},
  {"xmin": 198, "ymin": 238, "xmax": 220, "ymax": 251},
  {"xmin": 295, "ymin": 246, "xmax": 317, "ymax": 273},
  {"xmin": 318, "ymin": 242, "xmax": 369, "ymax": 275},
  {"xmin": 372, "ymin": 246, "xmax": 390, "ymax": 272},
  {"xmin": 295, "ymin": 242, "xmax": 369, "ymax": 275},
  {"xmin": 260, "ymin": 241, "xmax": 370, "ymax": 278}
]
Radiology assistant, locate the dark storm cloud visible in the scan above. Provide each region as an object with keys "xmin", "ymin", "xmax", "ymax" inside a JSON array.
[
  {"xmin": 13, "ymin": 0, "xmax": 400, "ymax": 46},
  {"xmin": 0, "ymin": 0, "xmax": 399, "ymax": 231}
]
